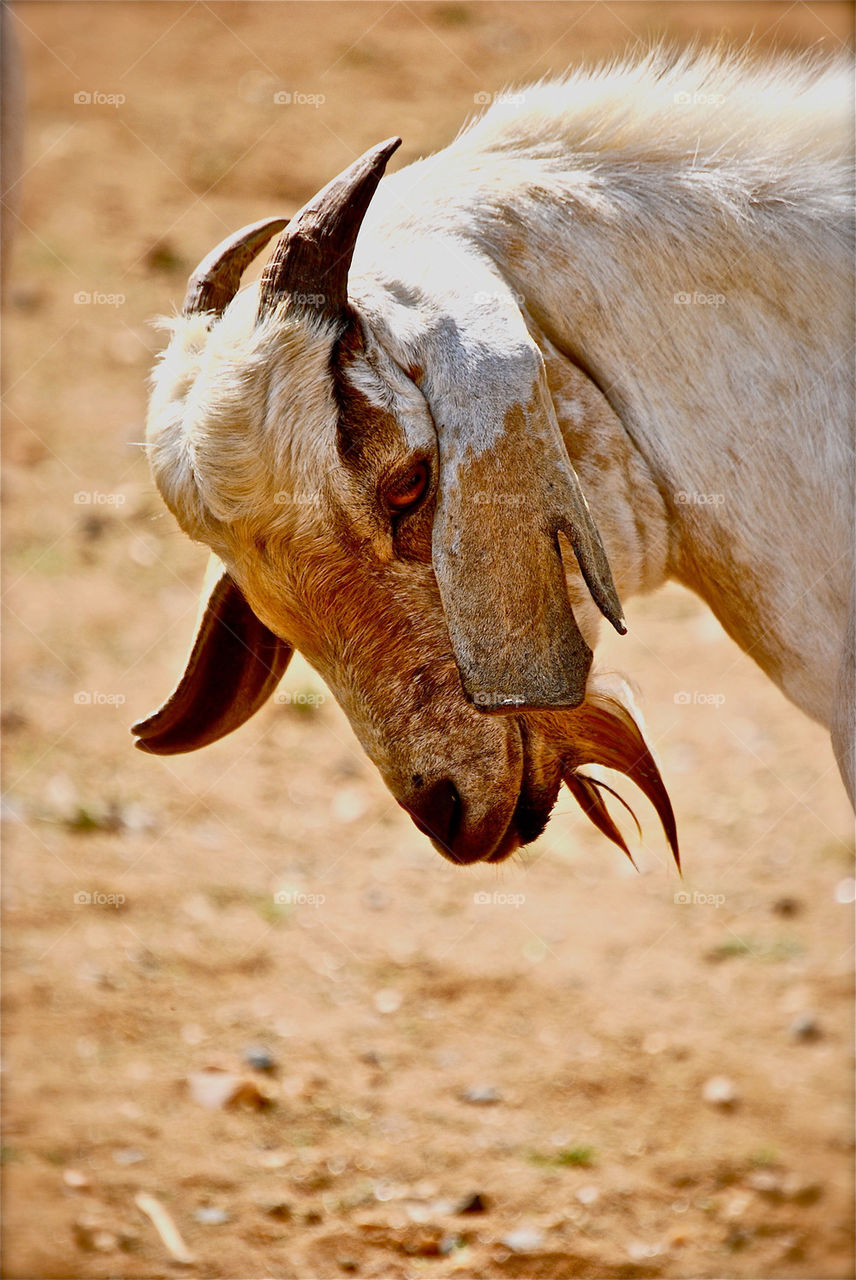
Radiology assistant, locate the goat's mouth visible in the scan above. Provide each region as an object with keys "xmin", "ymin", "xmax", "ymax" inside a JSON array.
[
  {"xmin": 480, "ymin": 727, "xmax": 563, "ymax": 862},
  {"xmin": 412, "ymin": 688, "xmax": 680, "ymax": 869},
  {"xmin": 406, "ymin": 778, "xmax": 551, "ymax": 866},
  {"xmin": 412, "ymin": 728, "xmax": 563, "ymax": 866},
  {"xmin": 482, "ymin": 781, "xmax": 559, "ymax": 863}
]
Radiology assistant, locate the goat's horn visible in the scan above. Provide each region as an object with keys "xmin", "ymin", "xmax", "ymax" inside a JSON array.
[
  {"xmin": 182, "ymin": 217, "xmax": 289, "ymax": 318},
  {"xmin": 257, "ymin": 136, "xmax": 402, "ymax": 322}
]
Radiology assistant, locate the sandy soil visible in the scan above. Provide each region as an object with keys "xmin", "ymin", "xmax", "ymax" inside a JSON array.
[{"xmin": 2, "ymin": 4, "xmax": 854, "ymax": 1278}]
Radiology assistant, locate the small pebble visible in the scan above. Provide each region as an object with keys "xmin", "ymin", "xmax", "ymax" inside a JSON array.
[
  {"xmin": 118, "ymin": 802, "xmax": 158, "ymax": 834},
  {"xmin": 725, "ymin": 1225, "xmax": 753, "ymax": 1251},
  {"xmin": 834, "ymin": 877, "xmax": 855, "ymax": 904},
  {"xmin": 73, "ymin": 1215, "xmax": 121, "ymax": 1253},
  {"xmin": 91, "ymin": 1230, "xmax": 118, "ymax": 1253},
  {"xmin": 501, "ymin": 1227, "xmax": 545, "ymax": 1254},
  {"xmin": 723, "ymin": 1192, "xmax": 751, "ymax": 1219},
  {"xmin": 188, "ymin": 1070, "xmax": 242, "ymax": 1110},
  {"xmin": 461, "ymin": 1084, "xmax": 502, "ymax": 1105},
  {"xmin": 778, "ymin": 1232, "xmax": 805, "ymax": 1262},
  {"xmin": 575, "ymin": 1184, "xmax": 600, "ymax": 1206},
  {"xmin": 455, "ymin": 1192, "xmax": 488, "ymax": 1214},
  {"xmin": 332, "ymin": 785, "xmax": 369, "ymax": 822},
  {"xmin": 187, "ymin": 1069, "xmax": 274, "ymax": 1110},
  {"xmin": 263, "ymin": 1201, "xmax": 293, "ymax": 1219},
  {"xmin": 772, "ymin": 896, "xmax": 801, "ymax": 917},
  {"xmin": 782, "ymin": 1173, "xmax": 823, "ymax": 1204},
  {"xmin": 229, "ymin": 1077, "xmax": 276, "ymax": 1109},
  {"xmin": 404, "ymin": 1200, "xmax": 433, "ymax": 1223},
  {"xmin": 143, "ymin": 239, "xmax": 182, "ymax": 273},
  {"xmin": 256, "ymin": 1150, "xmax": 288, "ymax": 1169},
  {"xmin": 745, "ymin": 1169, "xmax": 782, "ymax": 1199},
  {"xmin": 627, "ymin": 1240, "xmax": 662, "ymax": 1261},
  {"xmin": 112, "ymin": 1147, "xmax": 145, "ymax": 1165},
  {"xmin": 702, "ymin": 1075, "xmax": 738, "ymax": 1108},
  {"xmin": 62, "ymin": 1168, "xmax": 91, "ymax": 1190},
  {"xmin": 194, "ymin": 1206, "xmax": 230, "ymax": 1225},
  {"xmin": 243, "ymin": 1044, "xmax": 277, "ymax": 1072},
  {"xmin": 373, "ymin": 989, "xmax": 402, "ymax": 1014},
  {"xmin": 788, "ymin": 1012, "xmax": 821, "ymax": 1042}
]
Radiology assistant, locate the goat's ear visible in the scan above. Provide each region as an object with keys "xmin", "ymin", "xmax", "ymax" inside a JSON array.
[
  {"xmin": 132, "ymin": 564, "xmax": 292, "ymax": 754},
  {"xmin": 427, "ymin": 348, "xmax": 625, "ymax": 711}
]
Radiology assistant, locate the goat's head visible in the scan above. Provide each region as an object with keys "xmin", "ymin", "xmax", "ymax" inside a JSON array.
[{"xmin": 134, "ymin": 139, "xmax": 678, "ymax": 868}]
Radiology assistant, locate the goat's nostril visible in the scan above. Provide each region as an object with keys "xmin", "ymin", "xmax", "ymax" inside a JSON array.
[{"xmin": 401, "ymin": 778, "xmax": 462, "ymax": 853}]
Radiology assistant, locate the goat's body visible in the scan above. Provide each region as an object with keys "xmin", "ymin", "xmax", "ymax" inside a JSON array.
[{"xmin": 355, "ymin": 50, "xmax": 854, "ymax": 751}]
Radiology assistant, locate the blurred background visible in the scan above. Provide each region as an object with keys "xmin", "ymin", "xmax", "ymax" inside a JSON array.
[{"xmin": 2, "ymin": 3, "xmax": 853, "ymax": 1277}]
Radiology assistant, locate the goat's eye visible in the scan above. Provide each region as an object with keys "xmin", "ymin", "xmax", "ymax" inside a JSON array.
[{"xmin": 386, "ymin": 461, "xmax": 429, "ymax": 515}]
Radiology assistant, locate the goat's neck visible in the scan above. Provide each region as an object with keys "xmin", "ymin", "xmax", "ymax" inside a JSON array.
[{"xmin": 469, "ymin": 195, "xmax": 850, "ymax": 726}]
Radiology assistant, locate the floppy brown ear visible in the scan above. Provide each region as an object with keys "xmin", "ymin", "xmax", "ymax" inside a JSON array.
[
  {"xmin": 132, "ymin": 568, "xmax": 292, "ymax": 755},
  {"xmin": 427, "ymin": 345, "xmax": 624, "ymax": 711}
]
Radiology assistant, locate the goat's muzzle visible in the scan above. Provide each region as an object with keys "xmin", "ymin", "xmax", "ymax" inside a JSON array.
[
  {"xmin": 397, "ymin": 775, "xmax": 528, "ymax": 865},
  {"xmin": 394, "ymin": 730, "xmax": 555, "ymax": 865},
  {"xmin": 392, "ymin": 690, "xmax": 680, "ymax": 868}
]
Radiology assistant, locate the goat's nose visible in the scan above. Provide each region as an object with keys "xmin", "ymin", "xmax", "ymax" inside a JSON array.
[{"xmin": 399, "ymin": 778, "xmax": 476, "ymax": 863}]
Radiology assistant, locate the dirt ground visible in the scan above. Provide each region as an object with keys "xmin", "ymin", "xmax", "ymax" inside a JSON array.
[{"xmin": 2, "ymin": 3, "xmax": 854, "ymax": 1278}]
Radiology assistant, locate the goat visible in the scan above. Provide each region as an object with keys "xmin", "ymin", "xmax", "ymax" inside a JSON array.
[{"xmin": 133, "ymin": 48, "xmax": 854, "ymax": 867}]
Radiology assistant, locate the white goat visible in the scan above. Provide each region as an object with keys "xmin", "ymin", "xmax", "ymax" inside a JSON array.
[{"xmin": 135, "ymin": 48, "xmax": 854, "ymax": 866}]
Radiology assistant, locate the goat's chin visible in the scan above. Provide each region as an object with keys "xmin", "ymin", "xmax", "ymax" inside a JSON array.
[{"xmin": 522, "ymin": 678, "xmax": 680, "ymax": 870}]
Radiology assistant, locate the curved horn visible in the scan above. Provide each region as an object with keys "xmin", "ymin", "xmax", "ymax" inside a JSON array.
[
  {"xmin": 132, "ymin": 569, "xmax": 292, "ymax": 755},
  {"xmin": 182, "ymin": 217, "xmax": 289, "ymax": 318},
  {"xmin": 257, "ymin": 136, "xmax": 402, "ymax": 322}
]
